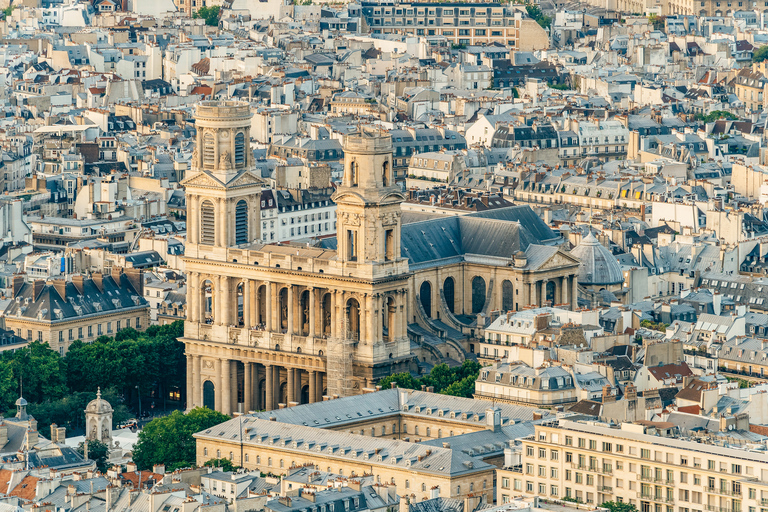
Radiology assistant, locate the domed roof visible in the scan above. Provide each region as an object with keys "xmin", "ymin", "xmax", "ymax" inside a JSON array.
[
  {"xmin": 85, "ymin": 388, "xmax": 113, "ymax": 415},
  {"xmin": 15, "ymin": 397, "xmax": 27, "ymax": 407},
  {"xmin": 570, "ymin": 232, "xmax": 624, "ymax": 286}
]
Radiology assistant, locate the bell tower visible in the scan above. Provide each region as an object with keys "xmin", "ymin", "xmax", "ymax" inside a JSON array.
[
  {"xmin": 182, "ymin": 101, "xmax": 263, "ymax": 257},
  {"xmin": 332, "ymin": 128, "xmax": 406, "ymax": 269}
]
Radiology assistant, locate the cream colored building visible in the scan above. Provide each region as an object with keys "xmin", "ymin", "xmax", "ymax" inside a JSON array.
[
  {"xmin": 182, "ymin": 101, "xmax": 580, "ymax": 415},
  {"xmin": 500, "ymin": 418, "xmax": 767, "ymax": 512}
]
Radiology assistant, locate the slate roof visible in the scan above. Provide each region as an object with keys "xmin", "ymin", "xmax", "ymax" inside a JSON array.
[
  {"xmin": 4, "ymin": 274, "xmax": 147, "ymax": 323},
  {"xmin": 569, "ymin": 232, "xmax": 623, "ymax": 285},
  {"xmin": 400, "ymin": 206, "xmax": 559, "ymax": 269}
]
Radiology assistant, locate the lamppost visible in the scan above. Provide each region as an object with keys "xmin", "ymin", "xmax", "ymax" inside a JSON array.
[{"xmin": 135, "ymin": 385, "xmax": 142, "ymax": 420}]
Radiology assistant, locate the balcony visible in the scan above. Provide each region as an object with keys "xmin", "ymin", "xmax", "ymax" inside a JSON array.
[
  {"xmin": 705, "ymin": 506, "xmax": 740, "ymax": 512},
  {"xmin": 598, "ymin": 486, "xmax": 613, "ymax": 493},
  {"xmin": 706, "ymin": 488, "xmax": 741, "ymax": 497}
]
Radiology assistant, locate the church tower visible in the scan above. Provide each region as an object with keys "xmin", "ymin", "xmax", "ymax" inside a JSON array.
[
  {"xmin": 182, "ymin": 101, "xmax": 263, "ymax": 258},
  {"xmin": 332, "ymin": 128, "xmax": 407, "ymax": 273}
]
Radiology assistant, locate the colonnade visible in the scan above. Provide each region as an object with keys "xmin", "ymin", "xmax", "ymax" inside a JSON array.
[
  {"xmin": 187, "ymin": 354, "xmax": 326, "ymax": 413},
  {"xmin": 186, "ymin": 272, "xmax": 408, "ymax": 343},
  {"xmin": 523, "ymin": 274, "xmax": 578, "ymax": 309}
]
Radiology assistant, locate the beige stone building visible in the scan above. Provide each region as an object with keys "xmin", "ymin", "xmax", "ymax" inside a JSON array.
[
  {"xmin": 194, "ymin": 388, "xmax": 551, "ymax": 503},
  {"xmin": 3, "ymin": 269, "xmax": 149, "ymax": 355},
  {"xmin": 500, "ymin": 418, "xmax": 768, "ymax": 512},
  {"xmin": 182, "ymin": 101, "xmax": 580, "ymax": 415}
]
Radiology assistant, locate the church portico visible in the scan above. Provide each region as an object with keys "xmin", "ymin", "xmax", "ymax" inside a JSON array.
[{"xmin": 183, "ymin": 107, "xmax": 414, "ymax": 415}]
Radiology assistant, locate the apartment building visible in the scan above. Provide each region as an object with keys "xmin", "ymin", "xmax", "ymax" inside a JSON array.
[
  {"xmin": 360, "ymin": 2, "xmax": 524, "ymax": 47},
  {"xmin": 500, "ymin": 418, "xmax": 765, "ymax": 512}
]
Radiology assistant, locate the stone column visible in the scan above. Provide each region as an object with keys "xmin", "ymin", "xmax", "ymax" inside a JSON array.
[
  {"xmin": 287, "ymin": 285, "xmax": 294, "ymax": 335},
  {"xmin": 536, "ymin": 281, "xmax": 543, "ymax": 306},
  {"xmin": 188, "ymin": 195, "xmax": 198, "ymax": 245},
  {"xmin": 309, "ymin": 287, "xmax": 316, "ymax": 338},
  {"xmin": 287, "ymin": 368, "xmax": 295, "ymax": 406},
  {"xmin": 221, "ymin": 358, "xmax": 231, "ymax": 415},
  {"xmin": 360, "ymin": 293, "xmax": 367, "ymax": 344},
  {"xmin": 214, "ymin": 358, "xmax": 223, "ymax": 413},
  {"xmin": 244, "ymin": 362, "xmax": 252, "ymax": 412},
  {"xmin": 230, "ymin": 360, "xmax": 238, "ymax": 410},
  {"xmin": 186, "ymin": 355, "xmax": 193, "ymax": 410},
  {"xmin": 243, "ymin": 280, "xmax": 251, "ymax": 328},
  {"xmin": 308, "ymin": 370, "xmax": 317, "ymax": 403},
  {"xmin": 274, "ymin": 366, "xmax": 281, "ymax": 405},
  {"xmin": 250, "ymin": 281, "xmax": 258, "ymax": 328},
  {"xmin": 215, "ymin": 276, "xmax": 223, "ymax": 325},
  {"xmin": 560, "ymin": 276, "xmax": 568, "ymax": 305},
  {"xmin": 193, "ymin": 355, "xmax": 202, "ymax": 408},
  {"xmin": 265, "ymin": 364, "xmax": 274, "ymax": 411},
  {"xmin": 571, "ymin": 275, "xmax": 578, "ymax": 310},
  {"xmin": 188, "ymin": 272, "xmax": 198, "ymax": 323},
  {"xmin": 368, "ymin": 294, "xmax": 376, "ymax": 343},
  {"xmin": 265, "ymin": 282, "xmax": 273, "ymax": 331},
  {"xmin": 271, "ymin": 283, "xmax": 279, "ymax": 333},
  {"xmin": 253, "ymin": 364, "xmax": 261, "ymax": 411},
  {"xmin": 316, "ymin": 372, "xmax": 324, "ymax": 402}
]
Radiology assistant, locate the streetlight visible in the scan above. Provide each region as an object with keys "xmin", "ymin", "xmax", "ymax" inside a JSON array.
[{"xmin": 135, "ymin": 385, "xmax": 142, "ymax": 420}]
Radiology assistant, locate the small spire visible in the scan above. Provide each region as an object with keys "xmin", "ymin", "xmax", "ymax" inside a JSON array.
[{"xmin": 97, "ymin": 387, "xmax": 102, "ymax": 400}]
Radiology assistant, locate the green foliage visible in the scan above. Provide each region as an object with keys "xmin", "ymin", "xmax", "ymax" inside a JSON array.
[
  {"xmin": 526, "ymin": 4, "xmax": 551, "ymax": 29},
  {"xmin": 77, "ymin": 439, "xmax": 110, "ymax": 472},
  {"xmin": 512, "ymin": 87, "xmax": 519, "ymax": 98},
  {"xmin": 132, "ymin": 408, "xmax": 230, "ymax": 471},
  {"xmin": 193, "ymin": 6, "xmax": 220, "ymax": 26},
  {"xmin": 0, "ymin": 321, "xmax": 184, "ymax": 437},
  {"xmin": 601, "ymin": 502, "xmax": 638, "ymax": 512},
  {"xmin": 451, "ymin": 43, "xmax": 467, "ymax": 49},
  {"xmin": 377, "ymin": 360, "xmax": 482, "ymax": 398},
  {"xmin": 639, "ymin": 319, "xmax": 669, "ymax": 332},
  {"xmin": 204, "ymin": 457, "xmax": 239, "ymax": 472},
  {"xmin": 1, "ymin": 6, "xmax": 14, "ymax": 16},
  {"xmin": 547, "ymin": 82, "xmax": 571, "ymax": 90},
  {"xmin": 647, "ymin": 14, "xmax": 664, "ymax": 31},
  {"xmin": 30, "ymin": 387, "xmax": 131, "ymax": 437},
  {"xmin": 754, "ymin": 45, "xmax": 768, "ymax": 63},
  {"xmin": 694, "ymin": 110, "xmax": 738, "ymax": 123},
  {"xmin": 562, "ymin": 497, "xmax": 581, "ymax": 503}
]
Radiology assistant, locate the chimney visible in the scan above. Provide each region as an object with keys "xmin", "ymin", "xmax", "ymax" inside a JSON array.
[
  {"xmin": 0, "ymin": 421, "xmax": 8, "ymax": 447},
  {"xmin": 12, "ymin": 275, "xmax": 24, "ymax": 297},
  {"xmin": 153, "ymin": 464, "xmax": 165, "ymax": 475},
  {"xmin": 26, "ymin": 428, "xmax": 38, "ymax": 450},
  {"xmin": 602, "ymin": 385, "xmax": 615, "ymax": 403},
  {"xmin": 72, "ymin": 275, "xmax": 85, "ymax": 295},
  {"xmin": 33, "ymin": 280, "xmax": 44, "ymax": 300},
  {"xmin": 625, "ymin": 383, "xmax": 637, "ymax": 401},
  {"xmin": 123, "ymin": 268, "xmax": 144, "ymax": 296},
  {"xmin": 53, "ymin": 279, "xmax": 67, "ymax": 300},
  {"xmin": 92, "ymin": 273, "xmax": 103, "ymax": 292}
]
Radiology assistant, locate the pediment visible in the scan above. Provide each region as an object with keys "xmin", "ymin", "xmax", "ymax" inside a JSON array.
[
  {"xmin": 227, "ymin": 170, "xmax": 263, "ymax": 188},
  {"xmin": 537, "ymin": 249, "xmax": 580, "ymax": 271},
  {"xmin": 181, "ymin": 171, "xmax": 225, "ymax": 189}
]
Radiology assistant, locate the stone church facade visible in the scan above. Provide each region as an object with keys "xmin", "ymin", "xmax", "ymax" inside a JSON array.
[{"xmin": 182, "ymin": 101, "xmax": 580, "ymax": 415}]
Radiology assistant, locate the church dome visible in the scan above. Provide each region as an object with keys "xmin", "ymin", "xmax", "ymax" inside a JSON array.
[
  {"xmin": 85, "ymin": 388, "xmax": 113, "ymax": 415},
  {"xmin": 570, "ymin": 232, "xmax": 623, "ymax": 286}
]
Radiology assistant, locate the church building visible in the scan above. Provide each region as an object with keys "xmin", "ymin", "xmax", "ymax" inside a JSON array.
[{"xmin": 182, "ymin": 101, "xmax": 579, "ymax": 415}]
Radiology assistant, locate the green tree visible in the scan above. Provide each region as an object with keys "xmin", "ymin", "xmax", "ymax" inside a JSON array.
[
  {"xmin": 203, "ymin": 457, "xmax": 239, "ymax": 472},
  {"xmin": 193, "ymin": 6, "xmax": 221, "ymax": 26},
  {"xmin": 378, "ymin": 372, "xmax": 421, "ymax": 390},
  {"xmin": 695, "ymin": 110, "xmax": 738, "ymax": 123},
  {"xmin": 132, "ymin": 408, "xmax": 230, "ymax": 471},
  {"xmin": 601, "ymin": 502, "xmax": 638, "ymax": 512},
  {"xmin": 647, "ymin": 14, "xmax": 664, "ymax": 31},
  {"xmin": 754, "ymin": 45, "xmax": 768, "ymax": 63},
  {"xmin": 526, "ymin": 4, "xmax": 551, "ymax": 29},
  {"xmin": 5, "ymin": 342, "xmax": 68, "ymax": 404},
  {"xmin": 440, "ymin": 375, "xmax": 477, "ymax": 398},
  {"xmin": 77, "ymin": 439, "xmax": 110, "ymax": 472}
]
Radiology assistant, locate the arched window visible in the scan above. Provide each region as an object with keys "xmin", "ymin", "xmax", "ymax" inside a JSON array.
[
  {"xmin": 420, "ymin": 281, "xmax": 432, "ymax": 318},
  {"xmin": 203, "ymin": 132, "xmax": 215, "ymax": 166},
  {"xmin": 502, "ymin": 279, "xmax": 514, "ymax": 312},
  {"xmin": 235, "ymin": 132, "xmax": 245, "ymax": 166},
  {"xmin": 203, "ymin": 380, "xmax": 215, "ymax": 409},
  {"xmin": 200, "ymin": 200, "xmax": 216, "ymax": 245},
  {"xmin": 444, "ymin": 277, "xmax": 455, "ymax": 313},
  {"xmin": 235, "ymin": 200, "xmax": 248, "ymax": 244},
  {"xmin": 382, "ymin": 160, "xmax": 389, "ymax": 186},
  {"xmin": 472, "ymin": 276, "xmax": 486, "ymax": 314},
  {"xmin": 350, "ymin": 161, "xmax": 358, "ymax": 186}
]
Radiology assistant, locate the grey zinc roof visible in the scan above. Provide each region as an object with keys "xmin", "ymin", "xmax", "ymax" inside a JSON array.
[
  {"xmin": 400, "ymin": 206, "xmax": 559, "ymax": 269},
  {"xmin": 195, "ymin": 417, "xmax": 494, "ymax": 478},
  {"xmin": 569, "ymin": 232, "xmax": 623, "ymax": 285}
]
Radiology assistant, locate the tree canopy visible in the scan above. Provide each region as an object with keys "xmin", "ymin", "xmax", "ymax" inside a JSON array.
[
  {"xmin": 526, "ymin": 4, "xmax": 551, "ymax": 29},
  {"xmin": 378, "ymin": 360, "xmax": 482, "ymax": 398},
  {"xmin": 193, "ymin": 6, "xmax": 220, "ymax": 26},
  {"xmin": 204, "ymin": 457, "xmax": 239, "ymax": 472},
  {"xmin": 0, "ymin": 321, "xmax": 185, "ymax": 436},
  {"xmin": 133, "ymin": 408, "xmax": 230, "ymax": 471},
  {"xmin": 754, "ymin": 45, "xmax": 768, "ymax": 63},
  {"xmin": 77, "ymin": 439, "xmax": 110, "ymax": 472},
  {"xmin": 601, "ymin": 502, "xmax": 639, "ymax": 512},
  {"xmin": 694, "ymin": 110, "xmax": 738, "ymax": 123}
]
